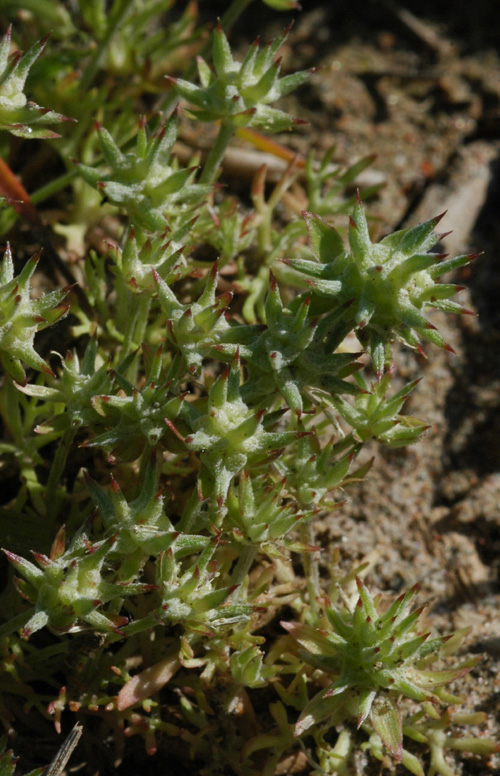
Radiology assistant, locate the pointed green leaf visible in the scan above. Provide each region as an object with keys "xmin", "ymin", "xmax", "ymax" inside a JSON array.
[{"xmin": 370, "ymin": 695, "xmax": 402, "ymax": 761}]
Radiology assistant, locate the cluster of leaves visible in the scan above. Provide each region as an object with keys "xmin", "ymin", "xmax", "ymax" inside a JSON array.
[{"xmin": 0, "ymin": 3, "xmax": 496, "ymax": 776}]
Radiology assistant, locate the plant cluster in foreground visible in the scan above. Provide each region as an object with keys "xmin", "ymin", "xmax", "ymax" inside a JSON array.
[{"xmin": 0, "ymin": 3, "xmax": 497, "ymax": 776}]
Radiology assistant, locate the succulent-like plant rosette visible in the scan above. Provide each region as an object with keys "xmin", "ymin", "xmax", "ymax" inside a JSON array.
[
  {"xmin": 83, "ymin": 343, "xmax": 185, "ymax": 462},
  {"xmin": 238, "ymin": 271, "xmax": 361, "ymax": 414},
  {"xmin": 0, "ymin": 245, "xmax": 70, "ymax": 384},
  {"xmin": 170, "ymin": 22, "xmax": 312, "ymax": 184},
  {"xmin": 194, "ymin": 195, "xmax": 257, "ymax": 267},
  {"xmin": 282, "ymin": 578, "xmax": 479, "ymax": 762},
  {"xmin": 154, "ymin": 260, "xmax": 233, "ymax": 376},
  {"xmin": 178, "ymin": 350, "xmax": 309, "ymax": 508},
  {"xmin": 226, "ymin": 470, "xmax": 314, "ymax": 551},
  {"xmin": 323, "ymin": 371, "xmax": 430, "ymax": 448},
  {"xmin": 78, "ymin": 113, "xmax": 209, "ymax": 232},
  {"xmin": 305, "ymin": 146, "xmax": 381, "ymax": 217},
  {"xmin": 84, "ymin": 457, "xmax": 208, "ymax": 583},
  {"xmin": 272, "ymin": 423, "xmax": 369, "ymax": 508},
  {"xmin": 170, "ymin": 22, "xmax": 311, "ymax": 132},
  {"xmin": 283, "ymin": 199, "xmax": 476, "ymax": 375},
  {"xmin": 152, "ymin": 539, "xmax": 253, "ymax": 634},
  {"xmin": 0, "ymin": 27, "xmax": 73, "ymax": 138},
  {"xmin": 15, "ymin": 338, "xmax": 114, "ymax": 433},
  {"xmin": 2, "ymin": 529, "xmax": 155, "ymax": 639},
  {"xmin": 109, "ymin": 225, "xmax": 191, "ymax": 294}
]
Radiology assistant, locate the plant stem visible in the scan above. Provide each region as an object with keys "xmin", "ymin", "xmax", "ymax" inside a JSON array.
[
  {"xmin": 242, "ymin": 265, "xmax": 269, "ymax": 323},
  {"xmin": 0, "ymin": 609, "xmax": 33, "ymax": 639},
  {"xmin": 31, "ymin": 170, "xmax": 78, "ymax": 205},
  {"xmin": 158, "ymin": 0, "xmax": 256, "ymax": 118},
  {"xmin": 220, "ymin": 0, "xmax": 254, "ymax": 31},
  {"xmin": 257, "ymin": 207, "xmax": 273, "ymax": 260},
  {"xmin": 199, "ymin": 122, "xmax": 236, "ymax": 185},
  {"xmin": 231, "ymin": 544, "xmax": 258, "ymax": 588},
  {"xmin": 134, "ymin": 294, "xmax": 152, "ymax": 349},
  {"xmin": 79, "ymin": 0, "xmax": 135, "ymax": 93},
  {"xmin": 300, "ymin": 521, "xmax": 320, "ymax": 619},
  {"xmin": 45, "ymin": 427, "xmax": 77, "ymax": 517},
  {"xmin": 119, "ymin": 292, "xmax": 151, "ymax": 381}
]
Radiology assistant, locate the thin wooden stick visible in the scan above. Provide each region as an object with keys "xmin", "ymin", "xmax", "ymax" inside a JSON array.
[{"xmin": 46, "ymin": 723, "xmax": 83, "ymax": 776}]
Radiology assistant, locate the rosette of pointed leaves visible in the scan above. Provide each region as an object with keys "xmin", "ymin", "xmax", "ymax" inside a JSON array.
[
  {"xmin": 0, "ymin": 27, "xmax": 73, "ymax": 138},
  {"xmin": 109, "ymin": 225, "xmax": 190, "ymax": 293},
  {"xmin": 85, "ymin": 459, "xmax": 207, "ymax": 581},
  {"xmin": 2, "ymin": 527, "xmax": 154, "ymax": 638},
  {"xmin": 78, "ymin": 113, "xmax": 209, "ymax": 232},
  {"xmin": 230, "ymin": 644, "xmax": 280, "ymax": 689},
  {"xmin": 325, "ymin": 372, "xmax": 429, "ymax": 448},
  {"xmin": 283, "ymin": 201, "xmax": 475, "ymax": 375},
  {"xmin": 15, "ymin": 338, "xmax": 114, "ymax": 433},
  {"xmin": 84, "ymin": 343, "xmax": 184, "ymax": 461},
  {"xmin": 154, "ymin": 540, "xmax": 252, "ymax": 634},
  {"xmin": 179, "ymin": 351, "xmax": 306, "ymax": 506},
  {"xmin": 235, "ymin": 273, "xmax": 360, "ymax": 414},
  {"xmin": 0, "ymin": 246, "xmax": 70, "ymax": 385},
  {"xmin": 282, "ymin": 579, "xmax": 479, "ymax": 762},
  {"xmin": 226, "ymin": 471, "xmax": 311, "ymax": 550},
  {"xmin": 273, "ymin": 424, "xmax": 369, "ymax": 508},
  {"xmin": 155, "ymin": 261, "xmax": 233, "ymax": 375},
  {"xmin": 197, "ymin": 197, "xmax": 256, "ymax": 266},
  {"xmin": 170, "ymin": 22, "xmax": 310, "ymax": 132},
  {"xmin": 305, "ymin": 147, "xmax": 380, "ymax": 217}
]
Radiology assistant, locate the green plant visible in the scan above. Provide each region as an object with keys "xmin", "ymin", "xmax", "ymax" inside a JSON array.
[
  {"xmin": 283, "ymin": 580, "xmax": 479, "ymax": 756},
  {"xmin": 0, "ymin": 26, "xmax": 72, "ymax": 138},
  {"xmin": 0, "ymin": 4, "xmax": 497, "ymax": 776},
  {"xmin": 0, "ymin": 246, "xmax": 70, "ymax": 384},
  {"xmin": 282, "ymin": 204, "xmax": 475, "ymax": 376}
]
